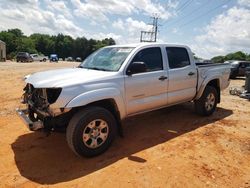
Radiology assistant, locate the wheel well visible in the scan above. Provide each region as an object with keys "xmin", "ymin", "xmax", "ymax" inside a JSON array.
[
  {"xmin": 207, "ymin": 79, "xmax": 220, "ymax": 103},
  {"xmin": 85, "ymin": 99, "xmax": 123, "ymax": 136}
]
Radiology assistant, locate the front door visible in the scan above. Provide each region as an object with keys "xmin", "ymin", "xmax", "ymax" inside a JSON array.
[{"xmin": 125, "ymin": 47, "xmax": 168, "ymax": 115}]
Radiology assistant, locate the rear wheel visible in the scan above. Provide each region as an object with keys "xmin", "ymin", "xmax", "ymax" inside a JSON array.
[
  {"xmin": 194, "ymin": 86, "xmax": 218, "ymax": 116},
  {"xmin": 66, "ymin": 107, "xmax": 117, "ymax": 157}
]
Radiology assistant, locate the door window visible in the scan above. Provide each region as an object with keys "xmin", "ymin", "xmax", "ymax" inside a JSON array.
[
  {"xmin": 131, "ymin": 47, "xmax": 163, "ymax": 72},
  {"xmin": 166, "ymin": 47, "xmax": 190, "ymax": 69}
]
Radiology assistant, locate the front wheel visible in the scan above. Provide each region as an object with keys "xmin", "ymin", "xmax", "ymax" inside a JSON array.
[
  {"xmin": 66, "ymin": 107, "xmax": 117, "ymax": 157},
  {"xmin": 194, "ymin": 86, "xmax": 218, "ymax": 116}
]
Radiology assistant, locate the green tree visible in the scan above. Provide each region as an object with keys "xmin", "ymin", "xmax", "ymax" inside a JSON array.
[
  {"xmin": 246, "ymin": 54, "xmax": 250, "ymax": 61},
  {"xmin": 8, "ymin": 28, "xmax": 23, "ymax": 38},
  {"xmin": 17, "ymin": 37, "xmax": 37, "ymax": 54},
  {"xmin": 0, "ymin": 28, "xmax": 116, "ymax": 60},
  {"xmin": 211, "ymin": 56, "xmax": 225, "ymax": 63},
  {"xmin": 225, "ymin": 51, "xmax": 246, "ymax": 61},
  {"xmin": 30, "ymin": 33, "xmax": 55, "ymax": 56},
  {"xmin": 73, "ymin": 37, "xmax": 88, "ymax": 59}
]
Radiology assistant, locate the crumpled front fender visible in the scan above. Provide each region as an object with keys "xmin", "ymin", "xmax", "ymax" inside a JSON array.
[{"xmin": 65, "ymin": 88, "xmax": 127, "ymax": 119}]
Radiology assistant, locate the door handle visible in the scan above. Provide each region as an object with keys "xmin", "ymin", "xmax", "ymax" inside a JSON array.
[
  {"xmin": 158, "ymin": 76, "xmax": 168, "ymax": 81},
  {"xmin": 188, "ymin": 72, "xmax": 195, "ymax": 76}
]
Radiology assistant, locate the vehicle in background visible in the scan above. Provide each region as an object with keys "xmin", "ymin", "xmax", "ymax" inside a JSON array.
[
  {"xmin": 76, "ymin": 57, "xmax": 82, "ymax": 62},
  {"xmin": 226, "ymin": 60, "xmax": 250, "ymax": 78},
  {"xmin": 30, "ymin": 54, "xmax": 48, "ymax": 62},
  {"xmin": 16, "ymin": 52, "xmax": 33, "ymax": 63},
  {"xmin": 66, "ymin": 57, "xmax": 74, "ymax": 61},
  {"xmin": 17, "ymin": 43, "xmax": 231, "ymax": 157},
  {"xmin": 50, "ymin": 54, "xmax": 58, "ymax": 62}
]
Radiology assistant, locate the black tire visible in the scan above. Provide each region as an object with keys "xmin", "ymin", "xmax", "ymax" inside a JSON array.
[
  {"xmin": 66, "ymin": 106, "xmax": 117, "ymax": 157},
  {"xmin": 194, "ymin": 86, "xmax": 218, "ymax": 116}
]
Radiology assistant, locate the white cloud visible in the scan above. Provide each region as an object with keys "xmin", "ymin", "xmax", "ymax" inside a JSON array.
[
  {"xmin": 112, "ymin": 19, "xmax": 125, "ymax": 30},
  {"xmin": 90, "ymin": 32, "xmax": 122, "ymax": 41},
  {"xmin": 111, "ymin": 17, "xmax": 152, "ymax": 44},
  {"xmin": 166, "ymin": 0, "xmax": 179, "ymax": 9},
  {"xmin": 192, "ymin": 6, "xmax": 250, "ymax": 59},
  {"xmin": 0, "ymin": 0, "xmax": 84, "ymax": 37},
  {"xmin": 238, "ymin": 0, "xmax": 250, "ymax": 7},
  {"xmin": 71, "ymin": 0, "xmax": 173, "ymax": 22},
  {"xmin": 45, "ymin": 0, "xmax": 72, "ymax": 19},
  {"xmin": 0, "ymin": 0, "xmax": 178, "ymax": 44}
]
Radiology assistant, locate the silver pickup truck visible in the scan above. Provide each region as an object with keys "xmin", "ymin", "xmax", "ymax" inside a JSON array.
[{"xmin": 16, "ymin": 43, "xmax": 231, "ymax": 157}]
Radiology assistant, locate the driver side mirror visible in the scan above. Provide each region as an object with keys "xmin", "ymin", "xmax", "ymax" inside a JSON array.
[{"xmin": 127, "ymin": 62, "xmax": 147, "ymax": 75}]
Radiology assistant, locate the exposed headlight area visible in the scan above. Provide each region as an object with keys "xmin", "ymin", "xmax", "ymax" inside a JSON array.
[
  {"xmin": 23, "ymin": 84, "xmax": 62, "ymax": 109},
  {"xmin": 18, "ymin": 84, "xmax": 66, "ymax": 131},
  {"xmin": 46, "ymin": 88, "xmax": 62, "ymax": 104}
]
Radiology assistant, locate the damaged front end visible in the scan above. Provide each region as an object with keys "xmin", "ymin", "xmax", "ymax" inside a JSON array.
[{"xmin": 16, "ymin": 83, "xmax": 70, "ymax": 131}]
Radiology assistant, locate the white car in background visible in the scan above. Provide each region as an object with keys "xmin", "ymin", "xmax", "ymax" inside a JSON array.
[{"xmin": 30, "ymin": 54, "xmax": 48, "ymax": 62}]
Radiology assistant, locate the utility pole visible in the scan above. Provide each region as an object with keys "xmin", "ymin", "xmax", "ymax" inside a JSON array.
[{"xmin": 140, "ymin": 15, "xmax": 159, "ymax": 42}]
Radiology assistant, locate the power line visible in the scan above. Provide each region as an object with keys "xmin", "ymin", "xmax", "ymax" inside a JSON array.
[
  {"xmin": 177, "ymin": 0, "xmax": 232, "ymax": 28},
  {"xmin": 164, "ymin": 0, "xmax": 211, "ymax": 28},
  {"xmin": 176, "ymin": 0, "xmax": 194, "ymax": 12},
  {"xmin": 162, "ymin": 0, "xmax": 194, "ymax": 26}
]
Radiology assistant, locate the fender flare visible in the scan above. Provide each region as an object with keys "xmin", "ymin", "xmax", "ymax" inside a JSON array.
[
  {"xmin": 65, "ymin": 88, "xmax": 127, "ymax": 119},
  {"xmin": 195, "ymin": 76, "xmax": 221, "ymax": 100}
]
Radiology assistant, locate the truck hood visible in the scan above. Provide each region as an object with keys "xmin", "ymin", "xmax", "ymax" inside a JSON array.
[{"xmin": 25, "ymin": 68, "xmax": 117, "ymax": 88}]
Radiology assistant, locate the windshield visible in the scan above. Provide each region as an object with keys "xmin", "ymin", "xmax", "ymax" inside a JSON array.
[{"xmin": 79, "ymin": 47, "xmax": 134, "ymax": 71}]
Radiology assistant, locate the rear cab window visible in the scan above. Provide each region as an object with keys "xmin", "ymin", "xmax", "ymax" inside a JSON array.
[{"xmin": 166, "ymin": 47, "xmax": 190, "ymax": 69}]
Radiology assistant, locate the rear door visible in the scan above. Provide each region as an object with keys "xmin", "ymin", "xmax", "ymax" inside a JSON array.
[
  {"xmin": 165, "ymin": 47, "xmax": 197, "ymax": 105},
  {"xmin": 125, "ymin": 47, "xmax": 168, "ymax": 115}
]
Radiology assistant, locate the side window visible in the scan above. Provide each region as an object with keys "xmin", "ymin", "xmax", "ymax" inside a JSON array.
[
  {"xmin": 240, "ymin": 62, "xmax": 250, "ymax": 68},
  {"xmin": 239, "ymin": 63, "xmax": 245, "ymax": 68},
  {"xmin": 166, "ymin": 47, "xmax": 190, "ymax": 69},
  {"xmin": 132, "ymin": 47, "xmax": 163, "ymax": 72}
]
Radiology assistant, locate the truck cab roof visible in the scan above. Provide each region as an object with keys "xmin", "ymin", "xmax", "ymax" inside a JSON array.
[{"xmin": 106, "ymin": 43, "xmax": 190, "ymax": 49}]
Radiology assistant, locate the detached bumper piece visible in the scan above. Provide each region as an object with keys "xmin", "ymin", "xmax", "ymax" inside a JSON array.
[
  {"xmin": 16, "ymin": 108, "xmax": 44, "ymax": 131},
  {"xmin": 240, "ymin": 92, "xmax": 250, "ymax": 100},
  {"xmin": 229, "ymin": 70, "xmax": 250, "ymax": 100}
]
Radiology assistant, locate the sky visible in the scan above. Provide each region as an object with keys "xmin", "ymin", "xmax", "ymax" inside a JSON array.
[{"xmin": 0, "ymin": 0, "xmax": 249, "ymax": 59}]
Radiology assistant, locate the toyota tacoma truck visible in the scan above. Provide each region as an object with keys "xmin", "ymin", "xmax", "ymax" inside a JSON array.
[{"xmin": 16, "ymin": 43, "xmax": 231, "ymax": 157}]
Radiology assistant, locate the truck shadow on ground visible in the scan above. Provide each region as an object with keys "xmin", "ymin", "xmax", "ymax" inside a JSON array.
[
  {"xmin": 12, "ymin": 103, "xmax": 233, "ymax": 184},
  {"xmin": 230, "ymin": 77, "xmax": 246, "ymax": 81}
]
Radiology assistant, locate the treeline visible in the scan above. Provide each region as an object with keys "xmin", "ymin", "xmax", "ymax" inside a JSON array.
[
  {"xmin": 211, "ymin": 51, "xmax": 250, "ymax": 63},
  {"xmin": 0, "ymin": 29, "xmax": 115, "ymax": 60}
]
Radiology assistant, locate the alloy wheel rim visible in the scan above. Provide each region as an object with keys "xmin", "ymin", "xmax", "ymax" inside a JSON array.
[
  {"xmin": 82, "ymin": 119, "xmax": 109, "ymax": 149},
  {"xmin": 205, "ymin": 93, "xmax": 215, "ymax": 111}
]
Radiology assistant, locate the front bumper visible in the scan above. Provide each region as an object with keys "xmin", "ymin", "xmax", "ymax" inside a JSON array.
[{"xmin": 16, "ymin": 108, "xmax": 44, "ymax": 131}]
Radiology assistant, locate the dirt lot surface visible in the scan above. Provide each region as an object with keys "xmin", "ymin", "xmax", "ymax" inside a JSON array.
[{"xmin": 0, "ymin": 62, "xmax": 249, "ymax": 188}]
